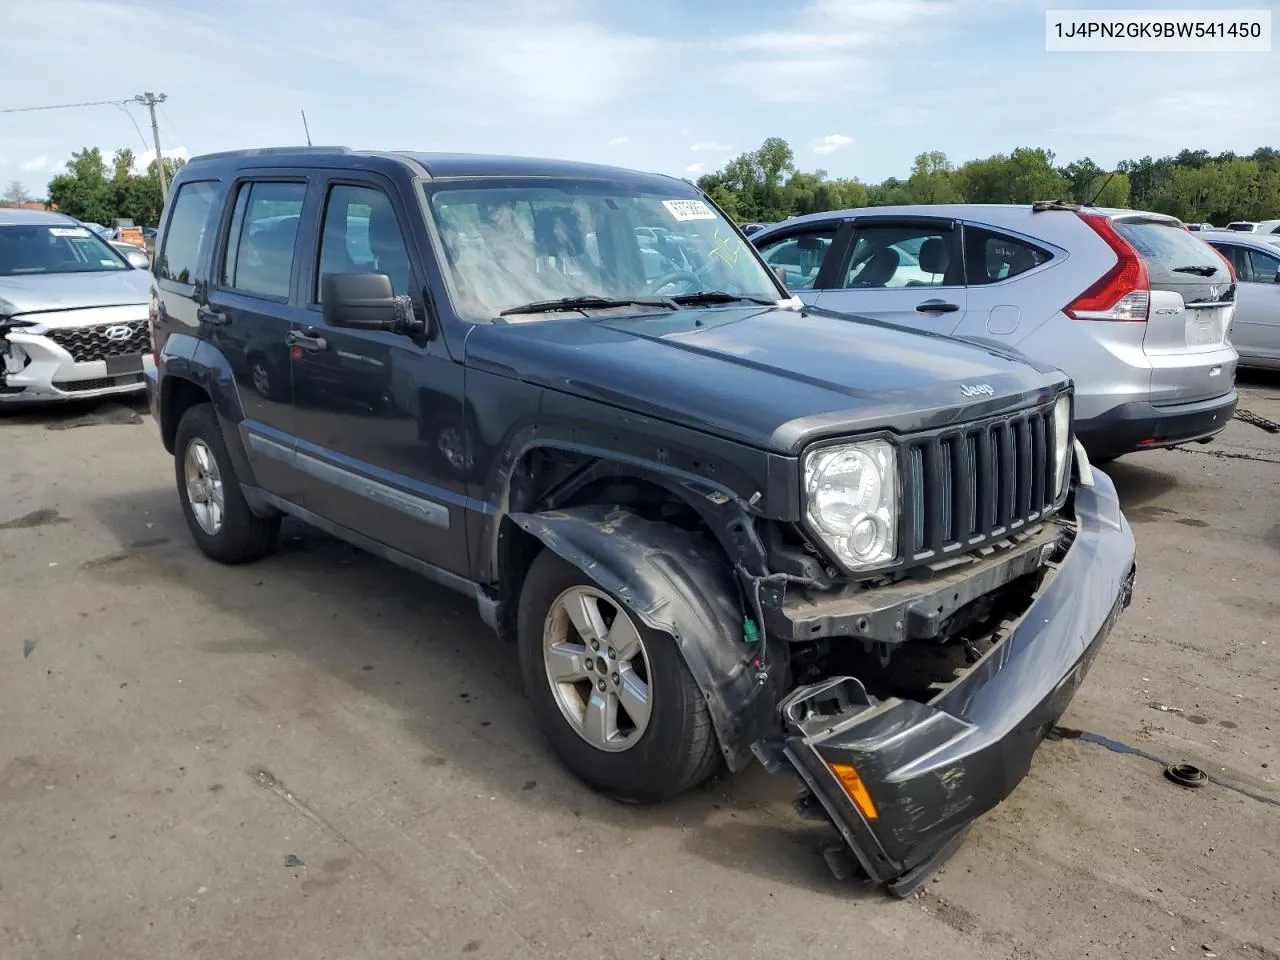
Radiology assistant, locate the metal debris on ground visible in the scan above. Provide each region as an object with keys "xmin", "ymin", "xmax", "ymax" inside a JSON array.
[
  {"xmin": 284, "ymin": 854, "xmax": 305, "ymax": 868},
  {"xmin": 1165, "ymin": 763, "xmax": 1208, "ymax": 789},
  {"xmin": 1233, "ymin": 408, "xmax": 1280, "ymax": 434}
]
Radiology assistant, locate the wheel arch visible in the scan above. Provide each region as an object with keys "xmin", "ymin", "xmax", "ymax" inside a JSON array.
[{"xmin": 491, "ymin": 442, "xmax": 787, "ymax": 772}]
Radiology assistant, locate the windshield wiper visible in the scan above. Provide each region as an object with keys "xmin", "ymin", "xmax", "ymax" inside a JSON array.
[
  {"xmin": 499, "ymin": 295, "xmax": 678, "ymax": 316},
  {"xmin": 1172, "ymin": 265, "xmax": 1218, "ymax": 276},
  {"xmin": 668, "ymin": 291, "xmax": 777, "ymax": 306}
]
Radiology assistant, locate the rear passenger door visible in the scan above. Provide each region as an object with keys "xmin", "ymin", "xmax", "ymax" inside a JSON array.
[
  {"xmin": 819, "ymin": 217, "xmax": 968, "ymax": 334},
  {"xmin": 205, "ymin": 172, "xmax": 312, "ymax": 504},
  {"xmin": 951, "ymin": 223, "xmax": 1056, "ymax": 345}
]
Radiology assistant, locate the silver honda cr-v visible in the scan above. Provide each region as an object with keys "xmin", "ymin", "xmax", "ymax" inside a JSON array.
[
  {"xmin": 750, "ymin": 203, "xmax": 1239, "ymax": 462},
  {"xmin": 1, "ymin": 209, "xmax": 153, "ymax": 405}
]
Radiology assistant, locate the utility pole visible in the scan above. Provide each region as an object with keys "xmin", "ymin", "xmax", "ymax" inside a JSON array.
[{"xmin": 134, "ymin": 92, "xmax": 168, "ymax": 202}]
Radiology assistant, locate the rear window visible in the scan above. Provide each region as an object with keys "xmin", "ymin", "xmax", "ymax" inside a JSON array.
[
  {"xmin": 1111, "ymin": 218, "xmax": 1227, "ymax": 283},
  {"xmin": 0, "ymin": 224, "xmax": 129, "ymax": 277}
]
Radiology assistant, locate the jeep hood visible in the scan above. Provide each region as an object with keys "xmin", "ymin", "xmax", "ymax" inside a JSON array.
[
  {"xmin": 463, "ymin": 304, "xmax": 1069, "ymax": 454},
  {"xmin": 0, "ymin": 270, "xmax": 151, "ymax": 318}
]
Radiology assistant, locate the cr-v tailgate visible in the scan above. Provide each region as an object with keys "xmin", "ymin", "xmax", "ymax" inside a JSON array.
[{"xmin": 1112, "ymin": 215, "xmax": 1237, "ymax": 405}]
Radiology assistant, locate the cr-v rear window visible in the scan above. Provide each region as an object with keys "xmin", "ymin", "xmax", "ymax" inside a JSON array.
[{"xmin": 1110, "ymin": 217, "xmax": 1227, "ymax": 284}]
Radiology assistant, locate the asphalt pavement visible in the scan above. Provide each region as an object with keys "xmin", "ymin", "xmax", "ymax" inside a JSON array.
[{"xmin": 1, "ymin": 376, "xmax": 1277, "ymax": 960}]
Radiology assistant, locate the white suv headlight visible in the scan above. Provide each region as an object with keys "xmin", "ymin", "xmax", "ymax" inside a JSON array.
[
  {"xmin": 1052, "ymin": 394, "xmax": 1072, "ymax": 499},
  {"xmin": 803, "ymin": 439, "xmax": 898, "ymax": 571}
]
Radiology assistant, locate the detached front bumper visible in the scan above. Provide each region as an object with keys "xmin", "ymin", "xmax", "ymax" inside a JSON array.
[{"xmin": 755, "ymin": 469, "xmax": 1136, "ymax": 896}]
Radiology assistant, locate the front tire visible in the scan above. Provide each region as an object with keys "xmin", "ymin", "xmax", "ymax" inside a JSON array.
[
  {"xmin": 517, "ymin": 548, "xmax": 722, "ymax": 803},
  {"xmin": 174, "ymin": 402, "xmax": 280, "ymax": 564}
]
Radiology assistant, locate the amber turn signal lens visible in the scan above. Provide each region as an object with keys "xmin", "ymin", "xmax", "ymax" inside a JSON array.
[{"xmin": 829, "ymin": 762, "xmax": 879, "ymax": 820}]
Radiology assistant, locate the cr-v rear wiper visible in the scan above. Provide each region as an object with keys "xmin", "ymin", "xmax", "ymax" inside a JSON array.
[
  {"xmin": 499, "ymin": 295, "xmax": 677, "ymax": 316},
  {"xmin": 1172, "ymin": 265, "xmax": 1218, "ymax": 276},
  {"xmin": 668, "ymin": 291, "xmax": 777, "ymax": 306}
]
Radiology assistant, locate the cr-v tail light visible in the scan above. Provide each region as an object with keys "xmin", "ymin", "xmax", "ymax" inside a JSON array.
[{"xmin": 1064, "ymin": 212, "xmax": 1151, "ymax": 321}]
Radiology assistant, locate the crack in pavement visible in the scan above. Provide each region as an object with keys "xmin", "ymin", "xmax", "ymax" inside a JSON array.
[{"xmin": 1049, "ymin": 726, "xmax": 1280, "ymax": 808}]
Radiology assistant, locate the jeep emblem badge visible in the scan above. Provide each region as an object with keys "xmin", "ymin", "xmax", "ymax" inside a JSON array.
[{"xmin": 960, "ymin": 383, "xmax": 994, "ymax": 398}]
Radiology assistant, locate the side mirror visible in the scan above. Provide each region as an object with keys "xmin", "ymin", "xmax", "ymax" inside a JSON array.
[
  {"xmin": 772, "ymin": 265, "xmax": 790, "ymax": 288},
  {"xmin": 320, "ymin": 272, "xmax": 427, "ymax": 335},
  {"xmin": 125, "ymin": 249, "xmax": 150, "ymax": 270}
]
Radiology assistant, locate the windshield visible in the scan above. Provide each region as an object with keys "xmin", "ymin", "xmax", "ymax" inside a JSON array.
[
  {"xmin": 424, "ymin": 180, "xmax": 781, "ymax": 320},
  {"xmin": 0, "ymin": 224, "xmax": 130, "ymax": 277}
]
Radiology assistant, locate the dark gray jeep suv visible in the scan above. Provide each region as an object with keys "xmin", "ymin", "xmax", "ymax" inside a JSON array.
[{"xmin": 146, "ymin": 146, "xmax": 1136, "ymax": 896}]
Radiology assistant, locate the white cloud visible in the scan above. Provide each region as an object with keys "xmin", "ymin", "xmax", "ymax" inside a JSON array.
[
  {"xmin": 685, "ymin": 162, "xmax": 706, "ymax": 174},
  {"xmin": 690, "ymin": 141, "xmax": 733, "ymax": 153},
  {"xmin": 608, "ymin": 136, "xmax": 630, "ymax": 146},
  {"xmin": 19, "ymin": 155, "xmax": 55, "ymax": 173},
  {"xmin": 813, "ymin": 134, "xmax": 854, "ymax": 155}
]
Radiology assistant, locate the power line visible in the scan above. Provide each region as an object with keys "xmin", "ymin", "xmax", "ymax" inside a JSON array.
[
  {"xmin": 116, "ymin": 103, "xmax": 150, "ymax": 152},
  {"xmin": 0, "ymin": 97, "xmax": 134, "ymax": 115}
]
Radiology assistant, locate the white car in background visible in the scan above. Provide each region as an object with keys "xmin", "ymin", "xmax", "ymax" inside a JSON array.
[
  {"xmin": 1201, "ymin": 231, "xmax": 1280, "ymax": 370},
  {"xmin": 0, "ymin": 209, "xmax": 153, "ymax": 404},
  {"xmin": 751, "ymin": 203, "xmax": 1240, "ymax": 462}
]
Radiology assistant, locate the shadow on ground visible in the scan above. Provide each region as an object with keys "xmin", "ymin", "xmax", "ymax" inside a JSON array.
[{"xmin": 86, "ymin": 485, "xmax": 861, "ymax": 900}]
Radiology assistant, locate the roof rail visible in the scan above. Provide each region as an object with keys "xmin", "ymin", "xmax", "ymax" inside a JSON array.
[{"xmin": 187, "ymin": 145, "xmax": 351, "ymax": 163}]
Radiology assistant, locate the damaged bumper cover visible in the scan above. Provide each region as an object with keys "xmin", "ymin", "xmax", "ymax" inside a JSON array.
[{"xmin": 755, "ymin": 469, "xmax": 1136, "ymax": 896}]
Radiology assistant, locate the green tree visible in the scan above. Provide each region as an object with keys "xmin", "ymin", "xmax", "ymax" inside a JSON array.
[
  {"xmin": 1091, "ymin": 172, "xmax": 1130, "ymax": 208},
  {"xmin": 905, "ymin": 151, "xmax": 959, "ymax": 204},
  {"xmin": 46, "ymin": 148, "xmax": 115, "ymax": 224}
]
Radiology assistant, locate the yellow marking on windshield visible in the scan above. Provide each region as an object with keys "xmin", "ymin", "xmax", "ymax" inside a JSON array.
[{"xmin": 708, "ymin": 227, "xmax": 743, "ymax": 267}]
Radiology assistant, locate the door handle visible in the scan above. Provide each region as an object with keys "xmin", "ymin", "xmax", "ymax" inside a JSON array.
[
  {"xmin": 287, "ymin": 328, "xmax": 328, "ymax": 352},
  {"xmin": 916, "ymin": 300, "xmax": 959, "ymax": 313},
  {"xmin": 197, "ymin": 305, "xmax": 229, "ymax": 325}
]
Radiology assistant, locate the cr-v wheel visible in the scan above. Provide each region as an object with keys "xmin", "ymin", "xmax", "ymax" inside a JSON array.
[{"xmin": 517, "ymin": 548, "xmax": 722, "ymax": 803}]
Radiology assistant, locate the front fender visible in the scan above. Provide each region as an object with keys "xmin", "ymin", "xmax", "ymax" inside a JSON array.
[{"xmin": 511, "ymin": 505, "xmax": 784, "ymax": 771}]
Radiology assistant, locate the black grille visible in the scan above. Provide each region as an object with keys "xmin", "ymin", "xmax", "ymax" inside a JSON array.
[
  {"xmin": 52, "ymin": 373, "xmax": 145, "ymax": 392},
  {"xmin": 904, "ymin": 404, "xmax": 1062, "ymax": 561},
  {"xmin": 46, "ymin": 322, "xmax": 149, "ymax": 362}
]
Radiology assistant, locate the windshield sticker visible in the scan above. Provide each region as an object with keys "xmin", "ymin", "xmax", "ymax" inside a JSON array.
[
  {"xmin": 49, "ymin": 227, "xmax": 91, "ymax": 237},
  {"xmin": 662, "ymin": 199, "xmax": 716, "ymax": 222}
]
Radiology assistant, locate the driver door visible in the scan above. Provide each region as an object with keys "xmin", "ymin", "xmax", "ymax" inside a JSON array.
[
  {"xmin": 820, "ymin": 217, "xmax": 968, "ymax": 334},
  {"xmin": 753, "ymin": 220, "xmax": 851, "ymax": 305}
]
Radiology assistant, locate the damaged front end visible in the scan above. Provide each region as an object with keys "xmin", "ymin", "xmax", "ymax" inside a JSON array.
[{"xmin": 754, "ymin": 467, "xmax": 1136, "ymax": 897}]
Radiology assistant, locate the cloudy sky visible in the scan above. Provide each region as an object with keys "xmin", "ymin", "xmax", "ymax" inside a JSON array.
[{"xmin": 1, "ymin": 0, "xmax": 1277, "ymax": 197}]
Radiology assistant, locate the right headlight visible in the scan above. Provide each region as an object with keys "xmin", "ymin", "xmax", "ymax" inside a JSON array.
[
  {"xmin": 803, "ymin": 439, "xmax": 898, "ymax": 571},
  {"xmin": 1052, "ymin": 393, "xmax": 1072, "ymax": 499}
]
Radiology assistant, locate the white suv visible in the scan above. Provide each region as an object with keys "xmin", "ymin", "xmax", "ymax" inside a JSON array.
[
  {"xmin": 1, "ymin": 209, "xmax": 153, "ymax": 404},
  {"xmin": 750, "ymin": 204, "xmax": 1239, "ymax": 462}
]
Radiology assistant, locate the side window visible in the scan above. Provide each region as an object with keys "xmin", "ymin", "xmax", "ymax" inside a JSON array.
[
  {"xmin": 220, "ymin": 181, "xmax": 306, "ymax": 299},
  {"xmin": 1247, "ymin": 248, "xmax": 1280, "ymax": 283},
  {"xmin": 842, "ymin": 225, "xmax": 960, "ymax": 289},
  {"xmin": 962, "ymin": 226, "xmax": 1053, "ymax": 285},
  {"xmin": 756, "ymin": 229, "xmax": 836, "ymax": 290},
  {"xmin": 1211, "ymin": 243, "xmax": 1251, "ymax": 280},
  {"xmin": 156, "ymin": 180, "xmax": 219, "ymax": 284},
  {"xmin": 317, "ymin": 183, "xmax": 413, "ymax": 300}
]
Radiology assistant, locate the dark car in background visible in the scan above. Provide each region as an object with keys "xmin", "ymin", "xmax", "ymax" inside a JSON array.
[{"xmin": 146, "ymin": 146, "xmax": 1135, "ymax": 896}]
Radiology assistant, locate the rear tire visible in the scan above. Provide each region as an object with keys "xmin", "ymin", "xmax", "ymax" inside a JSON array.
[
  {"xmin": 174, "ymin": 402, "xmax": 280, "ymax": 564},
  {"xmin": 517, "ymin": 548, "xmax": 722, "ymax": 803}
]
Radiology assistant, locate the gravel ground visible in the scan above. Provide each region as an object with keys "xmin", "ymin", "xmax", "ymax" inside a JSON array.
[{"xmin": 1, "ymin": 375, "xmax": 1277, "ymax": 960}]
